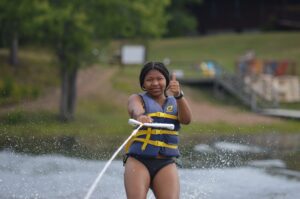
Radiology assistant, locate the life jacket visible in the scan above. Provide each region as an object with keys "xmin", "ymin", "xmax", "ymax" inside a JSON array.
[{"xmin": 126, "ymin": 92, "xmax": 180, "ymax": 157}]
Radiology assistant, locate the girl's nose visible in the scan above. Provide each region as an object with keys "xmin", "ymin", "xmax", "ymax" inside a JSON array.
[{"xmin": 152, "ymin": 79, "xmax": 159, "ymax": 85}]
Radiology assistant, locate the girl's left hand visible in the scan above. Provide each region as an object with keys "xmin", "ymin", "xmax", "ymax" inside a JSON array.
[{"xmin": 167, "ymin": 72, "xmax": 180, "ymax": 97}]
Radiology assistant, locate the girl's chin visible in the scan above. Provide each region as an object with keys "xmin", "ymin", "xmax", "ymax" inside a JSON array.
[{"xmin": 148, "ymin": 91, "xmax": 163, "ymax": 97}]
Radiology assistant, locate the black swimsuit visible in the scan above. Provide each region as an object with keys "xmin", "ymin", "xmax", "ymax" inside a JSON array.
[{"xmin": 124, "ymin": 154, "xmax": 175, "ymax": 182}]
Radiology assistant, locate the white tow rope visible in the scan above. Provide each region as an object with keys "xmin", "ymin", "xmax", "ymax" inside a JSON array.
[{"xmin": 83, "ymin": 119, "xmax": 174, "ymax": 199}]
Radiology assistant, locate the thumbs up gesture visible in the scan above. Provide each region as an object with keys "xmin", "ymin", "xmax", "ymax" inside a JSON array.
[{"xmin": 167, "ymin": 72, "xmax": 181, "ymax": 97}]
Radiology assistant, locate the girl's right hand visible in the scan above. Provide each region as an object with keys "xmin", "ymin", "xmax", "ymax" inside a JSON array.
[{"xmin": 137, "ymin": 115, "xmax": 153, "ymax": 123}]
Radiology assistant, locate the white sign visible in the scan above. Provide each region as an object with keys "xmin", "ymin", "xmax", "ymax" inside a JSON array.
[{"xmin": 121, "ymin": 45, "xmax": 146, "ymax": 65}]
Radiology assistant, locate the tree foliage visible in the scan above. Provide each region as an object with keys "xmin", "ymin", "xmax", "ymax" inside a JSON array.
[
  {"xmin": 165, "ymin": 0, "xmax": 203, "ymax": 37},
  {"xmin": 39, "ymin": 0, "xmax": 92, "ymax": 67},
  {"xmin": 88, "ymin": 0, "xmax": 170, "ymax": 39},
  {"xmin": 0, "ymin": 0, "xmax": 171, "ymax": 121},
  {"xmin": 0, "ymin": 0, "xmax": 48, "ymax": 65}
]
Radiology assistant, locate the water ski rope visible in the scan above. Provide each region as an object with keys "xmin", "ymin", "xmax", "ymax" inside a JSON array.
[{"xmin": 83, "ymin": 119, "xmax": 174, "ymax": 199}]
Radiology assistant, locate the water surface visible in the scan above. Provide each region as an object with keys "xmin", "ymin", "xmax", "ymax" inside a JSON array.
[{"xmin": 1, "ymin": 150, "xmax": 299, "ymax": 199}]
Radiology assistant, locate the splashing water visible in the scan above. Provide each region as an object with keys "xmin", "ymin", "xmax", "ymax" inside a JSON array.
[
  {"xmin": 1, "ymin": 150, "xmax": 300, "ymax": 199},
  {"xmin": 83, "ymin": 123, "xmax": 144, "ymax": 199}
]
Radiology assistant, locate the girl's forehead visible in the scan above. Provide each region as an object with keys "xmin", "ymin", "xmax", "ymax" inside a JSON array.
[{"xmin": 145, "ymin": 69, "xmax": 164, "ymax": 77}]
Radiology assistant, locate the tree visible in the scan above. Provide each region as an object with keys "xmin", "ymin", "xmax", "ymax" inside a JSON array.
[
  {"xmin": 165, "ymin": 0, "xmax": 203, "ymax": 37},
  {"xmin": 88, "ymin": 0, "xmax": 170, "ymax": 39},
  {"xmin": 38, "ymin": 0, "xmax": 92, "ymax": 121},
  {"xmin": 0, "ymin": 0, "xmax": 48, "ymax": 67},
  {"xmin": 38, "ymin": 0, "xmax": 170, "ymax": 121}
]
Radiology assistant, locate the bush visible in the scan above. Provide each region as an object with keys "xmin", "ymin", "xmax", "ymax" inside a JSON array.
[
  {"xmin": 1, "ymin": 111, "xmax": 25, "ymax": 125},
  {"xmin": 0, "ymin": 77, "xmax": 40, "ymax": 105},
  {"xmin": 0, "ymin": 76, "xmax": 14, "ymax": 98}
]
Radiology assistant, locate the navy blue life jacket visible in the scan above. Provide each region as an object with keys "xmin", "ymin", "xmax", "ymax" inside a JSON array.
[{"xmin": 126, "ymin": 92, "xmax": 181, "ymax": 157}]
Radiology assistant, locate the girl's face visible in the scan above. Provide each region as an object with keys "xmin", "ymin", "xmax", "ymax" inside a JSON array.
[{"xmin": 143, "ymin": 69, "xmax": 167, "ymax": 97}]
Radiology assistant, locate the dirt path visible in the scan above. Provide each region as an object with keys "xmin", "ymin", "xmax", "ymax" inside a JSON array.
[
  {"xmin": 1, "ymin": 65, "xmax": 279, "ymax": 124},
  {"xmin": 186, "ymin": 96, "xmax": 278, "ymax": 124}
]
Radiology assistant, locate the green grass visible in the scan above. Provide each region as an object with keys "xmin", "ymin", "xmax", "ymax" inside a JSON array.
[
  {"xmin": 0, "ymin": 97, "xmax": 129, "ymax": 136},
  {"xmin": 0, "ymin": 99, "xmax": 132, "ymax": 158},
  {"xmin": 0, "ymin": 46, "xmax": 59, "ymax": 105},
  {"xmin": 111, "ymin": 66, "xmax": 141, "ymax": 94},
  {"xmin": 148, "ymin": 32, "xmax": 300, "ymax": 72}
]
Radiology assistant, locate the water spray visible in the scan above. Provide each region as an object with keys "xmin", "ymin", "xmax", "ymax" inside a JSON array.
[{"xmin": 83, "ymin": 119, "xmax": 174, "ymax": 199}]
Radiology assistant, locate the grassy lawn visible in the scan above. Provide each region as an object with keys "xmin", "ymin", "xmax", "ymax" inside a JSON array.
[
  {"xmin": 148, "ymin": 32, "xmax": 300, "ymax": 72},
  {"xmin": 1, "ymin": 32, "xmax": 300, "ymax": 156},
  {"xmin": 0, "ymin": 46, "xmax": 59, "ymax": 105}
]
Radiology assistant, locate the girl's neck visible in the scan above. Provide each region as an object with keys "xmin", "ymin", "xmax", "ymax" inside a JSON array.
[{"xmin": 147, "ymin": 93, "xmax": 166, "ymax": 106}]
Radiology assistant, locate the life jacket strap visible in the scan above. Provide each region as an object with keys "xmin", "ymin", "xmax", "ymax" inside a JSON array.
[
  {"xmin": 147, "ymin": 112, "xmax": 178, "ymax": 120},
  {"xmin": 136, "ymin": 129, "xmax": 179, "ymax": 136},
  {"xmin": 132, "ymin": 137, "xmax": 178, "ymax": 150},
  {"xmin": 141, "ymin": 128, "xmax": 152, "ymax": 150},
  {"xmin": 125, "ymin": 128, "xmax": 178, "ymax": 152}
]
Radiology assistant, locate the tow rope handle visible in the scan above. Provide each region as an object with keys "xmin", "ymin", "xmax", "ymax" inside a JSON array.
[{"xmin": 128, "ymin": 118, "xmax": 174, "ymax": 130}]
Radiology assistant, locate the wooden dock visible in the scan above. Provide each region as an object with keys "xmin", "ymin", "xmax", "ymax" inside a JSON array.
[
  {"xmin": 179, "ymin": 76, "xmax": 300, "ymax": 120},
  {"xmin": 259, "ymin": 109, "xmax": 300, "ymax": 119}
]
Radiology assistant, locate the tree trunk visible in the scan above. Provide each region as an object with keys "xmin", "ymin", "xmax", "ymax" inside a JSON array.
[
  {"xmin": 9, "ymin": 31, "xmax": 19, "ymax": 67},
  {"xmin": 67, "ymin": 68, "xmax": 77, "ymax": 119},
  {"xmin": 59, "ymin": 66, "xmax": 78, "ymax": 121},
  {"xmin": 60, "ymin": 66, "xmax": 69, "ymax": 121}
]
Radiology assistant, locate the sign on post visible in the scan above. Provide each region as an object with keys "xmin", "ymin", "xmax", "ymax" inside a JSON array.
[{"xmin": 121, "ymin": 45, "xmax": 146, "ymax": 65}]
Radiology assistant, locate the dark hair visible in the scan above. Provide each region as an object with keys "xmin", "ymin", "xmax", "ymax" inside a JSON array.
[{"xmin": 139, "ymin": 61, "xmax": 170, "ymax": 90}]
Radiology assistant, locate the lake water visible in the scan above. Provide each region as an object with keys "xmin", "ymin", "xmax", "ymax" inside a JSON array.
[{"xmin": 1, "ymin": 149, "xmax": 300, "ymax": 199}]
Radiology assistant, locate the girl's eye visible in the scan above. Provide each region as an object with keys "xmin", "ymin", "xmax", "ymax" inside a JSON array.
[
  {"xmin": 145, "ymin": 78, "xmax": 153, "ymax": 82},
  {"xmin": 145, "ymin": 76, "xmax": 164, "ymax": 82}
]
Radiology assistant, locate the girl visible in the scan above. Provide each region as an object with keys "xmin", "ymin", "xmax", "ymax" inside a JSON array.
[{"xmin": 124, "ymin": 61, "xmax": 192, "ymax": 199}]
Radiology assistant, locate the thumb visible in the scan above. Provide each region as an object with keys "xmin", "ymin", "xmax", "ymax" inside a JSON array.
[{"xmin": 171, "ymin": 72, "xmax": 177, "ymax": 81}]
